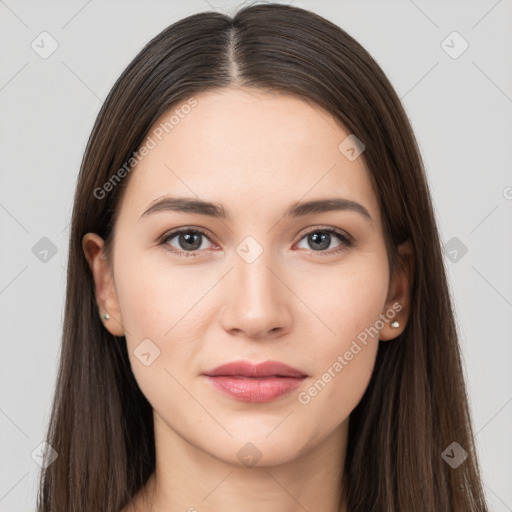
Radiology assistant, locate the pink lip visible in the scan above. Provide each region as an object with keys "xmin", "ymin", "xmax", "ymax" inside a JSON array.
[{"xmin": 202, "ymin": 360, "xmax": 307, "ymax": 403}]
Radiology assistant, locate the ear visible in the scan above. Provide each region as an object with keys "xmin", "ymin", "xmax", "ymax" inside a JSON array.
[
  {"xmin": 379, "ymin": 239, "xmax": 414, "ymax": 341},
  {"xmin": 82, "ymin": 233, "xmax": 125, "ymax": 337}
]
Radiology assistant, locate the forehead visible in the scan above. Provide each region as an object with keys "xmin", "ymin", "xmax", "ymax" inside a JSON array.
[{"xmin": 116, "ymin": 87, "xmax": 381, "ymax": 226}]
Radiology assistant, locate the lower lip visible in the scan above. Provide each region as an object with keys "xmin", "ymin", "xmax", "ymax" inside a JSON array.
[{"xmin": 204, "ymin": 376, "xmax": 305, "ymax": 403}]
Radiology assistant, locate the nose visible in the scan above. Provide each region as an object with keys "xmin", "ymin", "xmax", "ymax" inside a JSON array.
[{"xmin": 219, "ymin": 249, "xmax": 293, "ymax": 341}]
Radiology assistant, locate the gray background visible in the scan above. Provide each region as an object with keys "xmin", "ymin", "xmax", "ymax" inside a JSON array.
[{"xmin": 1, "ymin": 0, "xmax": 511, "ymax": 510}]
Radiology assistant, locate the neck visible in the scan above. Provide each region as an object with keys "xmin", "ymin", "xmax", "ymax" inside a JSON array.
[{"xmin": 129, "ymin": 412, "xmax": 349, "ymax": 512}]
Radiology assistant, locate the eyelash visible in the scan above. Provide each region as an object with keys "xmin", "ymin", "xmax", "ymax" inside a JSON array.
[{"xmin": 158, "ymin": 226, "xmax": 354, "ymax": 258}]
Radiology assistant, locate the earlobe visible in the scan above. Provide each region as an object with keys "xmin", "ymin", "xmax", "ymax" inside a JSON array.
[
  {"xmin": 379, "ymin": 239, "xmax": 414, "ymax": 341},
  {"xmin": 82, "ymin": 233, "xmax": 125, "ymax": 337}
]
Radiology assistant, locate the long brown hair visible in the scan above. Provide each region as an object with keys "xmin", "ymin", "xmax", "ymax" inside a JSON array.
[{"xmin": 37, "ymin": 3, "xmax": 489, "ymax": 511}]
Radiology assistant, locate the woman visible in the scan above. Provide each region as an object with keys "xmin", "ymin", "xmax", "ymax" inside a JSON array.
[{"xmin": 37, "ymin": 3, "xmax": 489, "ymax": 511}]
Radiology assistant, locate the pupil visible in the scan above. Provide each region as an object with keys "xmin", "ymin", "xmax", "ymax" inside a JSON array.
[
  {"xmin": 180, "ymin": 232, "xmax": 201, "ymax": 250},
  {"xmin": 310, "ymin": 232, "xmax": 330, "ymax": 250}
]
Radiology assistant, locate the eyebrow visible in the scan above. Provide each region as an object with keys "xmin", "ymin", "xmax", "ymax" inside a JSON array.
[{"xmin": 139, "ymin": 196, "xmax": 373, "ymax": 222}]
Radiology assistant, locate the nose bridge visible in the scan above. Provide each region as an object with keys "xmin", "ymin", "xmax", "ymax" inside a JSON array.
[
  {"xmin": 220, "ymin": 235, "xmax": 291, "ymax": 338},
  {"xmin": 235, "ymin": 252, "xmax": 279, "ymax": 303}
]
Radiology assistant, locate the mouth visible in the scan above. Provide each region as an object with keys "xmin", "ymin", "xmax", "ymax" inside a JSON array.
[{"xmin": 202, "ymin": 360, "xmax": 308, "ymax": 403}]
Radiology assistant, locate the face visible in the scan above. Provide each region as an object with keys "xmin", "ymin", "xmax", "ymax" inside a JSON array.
[{"xmin": 84, "ymin": 87, "xmax": 409, "ymax": 467}]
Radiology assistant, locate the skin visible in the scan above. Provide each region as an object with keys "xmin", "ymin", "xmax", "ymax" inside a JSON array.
[{"xmin": 83, "ymin": 87, "xmax": 412, "ymax": 512}]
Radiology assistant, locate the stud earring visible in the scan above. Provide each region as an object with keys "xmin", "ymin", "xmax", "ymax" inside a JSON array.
[
  {"xmin": 102, "ymin": 313, "xmax": 110, "ymax": 321},
  {"xmin": 390, "ymin": 320, "xmax": 400, "ymax": 328}
]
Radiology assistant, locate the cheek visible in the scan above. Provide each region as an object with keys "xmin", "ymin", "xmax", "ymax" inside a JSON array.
[
  {"xmin": 114, "ymin": 247, "xmax": 207, "ymax": 338},
  {"xmin": 112, "ymin": 252, "xmax": 202, "ymax": 380},
  {"xmin": 294, "ymin": 255, "xmax": 388, "ymax": 416},
  {"xmin": 299, "ymin": 252, "xmax": 389, "ymax": 352}
]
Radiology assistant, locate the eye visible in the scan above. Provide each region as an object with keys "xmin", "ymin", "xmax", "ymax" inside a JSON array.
[
  {"xmin": 160, "ymin": 228, "xmax": 215, "ymax": 257},
  {"xmin": 295, "ymin": 227, "xmax": 353, "ymax": 255},
  {"xmin": 159, "ymin": 226, "xmax": 354, "ymax": 258}
]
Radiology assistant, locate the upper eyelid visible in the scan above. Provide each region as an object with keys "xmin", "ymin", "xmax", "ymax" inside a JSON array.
[
  {"xmin": 297, "ymin": 224, "xmax": 352, "ymax": 241},
  {"xmin": 161, "ymin": 226, "xmax": 216, "ymax": 244},
  {"xmin": 160, "ymin": 225, "xmax": 352, "ymax": 247}
]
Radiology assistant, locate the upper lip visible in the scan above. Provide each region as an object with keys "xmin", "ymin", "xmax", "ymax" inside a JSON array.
[{"xmin": 202, "ymin": 360, "xmax": 307, "ymax": 378}]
